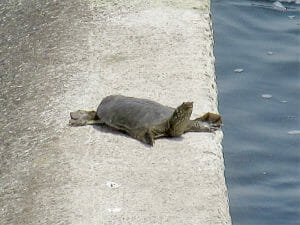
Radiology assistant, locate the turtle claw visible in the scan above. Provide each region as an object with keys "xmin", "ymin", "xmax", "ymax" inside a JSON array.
[
  {"xmin": 209, "ymin": 123, "xmax": 222, "ymax": 132},
  {"xmin": 145, "ymin": 131, "xmax": 154, "ymax": 146},
  {"xmin": 209, "ymin": 127, "xmax": 218, "ymax": 132},
  {"xmin": 212, "ymin": 124, "xmax": 221, "ymax": 128}
]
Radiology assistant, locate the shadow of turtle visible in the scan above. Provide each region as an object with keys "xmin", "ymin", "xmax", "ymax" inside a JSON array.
[
  {"xmin": 91, "ymin": 124, "xmax": 184, "ymax": 147},
  {"xmin": 91, "ymin": 124, "xmax": 153, "ymax": 148}
]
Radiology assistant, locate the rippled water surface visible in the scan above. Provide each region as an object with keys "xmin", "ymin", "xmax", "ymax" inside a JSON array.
[{"xmin": 212, "ymin": 0, "xmax": 300, "ymax": 224}]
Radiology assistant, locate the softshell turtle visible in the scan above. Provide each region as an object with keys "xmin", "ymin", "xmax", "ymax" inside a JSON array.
[{"xmin": 69, "ymin": 95, "xmax": 222, "ymax": 146}]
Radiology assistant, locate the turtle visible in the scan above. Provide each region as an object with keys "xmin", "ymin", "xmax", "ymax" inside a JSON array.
[{"xmin": 69, "ymin": 95, "xmax": 222, "ymax": 146}]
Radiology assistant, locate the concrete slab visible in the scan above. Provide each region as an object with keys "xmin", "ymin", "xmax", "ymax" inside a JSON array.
[{"xmin": 0, "ymin": 0, "xmax": 231, "ymax": 224}]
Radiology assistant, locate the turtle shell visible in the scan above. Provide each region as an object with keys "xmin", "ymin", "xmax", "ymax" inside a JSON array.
[{"xmin": 97, "ymin": 95, "xmax": 174, "ymax": 130}]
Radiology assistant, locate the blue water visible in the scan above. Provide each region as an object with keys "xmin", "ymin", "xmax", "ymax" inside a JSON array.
[{"xmin": 212, "ymin": 0, "xmax": 300, "ymax": 224}]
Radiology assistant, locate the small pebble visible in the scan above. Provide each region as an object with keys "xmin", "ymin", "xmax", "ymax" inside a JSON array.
[
  {"xmin": 288, "ymin": 130, "xmax": 300, "ymax": 135},
  {"xmin": 267, "ymin": 51, "xmax": 274, "ymax": 55},
  {"xmin": 106, "ymin": 181, "xmax": 120, "ymax": 188},
  {"xmin": 234, "ymin": 68, "xmax": 244, "ymax": 73},
  {"xmin": 261, "ymin": 94, "xmax": 272, "ymax": 99},
  {"xmin": 280, "ymin": 100, "xmax": 288, "ymax": 103}
]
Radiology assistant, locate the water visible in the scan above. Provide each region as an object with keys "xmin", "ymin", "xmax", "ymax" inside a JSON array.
[{"xmin": 212, "ymin": 0, "xmax": 300, "ymax": 224}]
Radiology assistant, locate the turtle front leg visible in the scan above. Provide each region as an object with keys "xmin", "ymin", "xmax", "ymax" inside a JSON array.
[
  {"xmin": 188, "ymin": 112, "xmax": 222, "ymax": 132},
  {"xmin": 69, "ymin": 110, "xmax": 104, "ymax": 126}
]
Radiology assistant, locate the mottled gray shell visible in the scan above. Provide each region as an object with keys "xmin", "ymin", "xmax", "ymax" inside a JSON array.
[{"xmin": 97, "ymin": 95, "xmax": 174, "ymax": 130}]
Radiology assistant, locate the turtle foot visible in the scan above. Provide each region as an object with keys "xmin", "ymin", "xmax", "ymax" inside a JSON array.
[{"xmin": 144, "ymin": 131, "xmax": 154, "ymax": 146}]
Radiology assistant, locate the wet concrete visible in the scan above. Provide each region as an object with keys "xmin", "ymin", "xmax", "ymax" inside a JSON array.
[{"xmin": 0, "ymin": 0, "xmax": 231, "ymax": 224}]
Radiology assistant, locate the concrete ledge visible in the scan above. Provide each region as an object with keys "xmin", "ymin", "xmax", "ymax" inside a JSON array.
[{"xmin": 0, "ymin": 0, "xmax": 231, "ymax": 224}]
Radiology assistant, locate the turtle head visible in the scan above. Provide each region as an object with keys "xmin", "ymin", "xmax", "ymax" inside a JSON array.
[
  {"xmin": 176, "ymin": 102, "xmax": 193, "ymax": 117},
  {"xmin": 168, "ymin": 102, "xmax": 193, "ymax": 136}
]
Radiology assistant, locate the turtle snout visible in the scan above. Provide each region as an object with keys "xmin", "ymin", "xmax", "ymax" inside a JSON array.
[{"xmin": 184, "ymin": 102, "xmax": 193, "ymax": 109}]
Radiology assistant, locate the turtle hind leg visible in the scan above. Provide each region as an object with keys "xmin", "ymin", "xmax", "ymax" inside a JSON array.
[
  {"xmin": 187, "ymin": 112, "xmax": 222, "ymax": 132},
  {"xmin": 144, "ymin": 130, "xmax": 155, "ymax": 146},
  {"xmin": 70, "ymin": 110, "xmax": 97, "ymax": 120},
  {"xmin": 129, "ymin": 128, "xmax": 155, "ymax": 146},
  {"xmin": 69, "ymin": 110, "xmax": 104, "ymax": 126}
]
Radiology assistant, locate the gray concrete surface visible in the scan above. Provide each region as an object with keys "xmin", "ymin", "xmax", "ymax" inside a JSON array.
[{"xmin": 0, "ymin": 0, "xmax": 231, "ymax": 224}]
